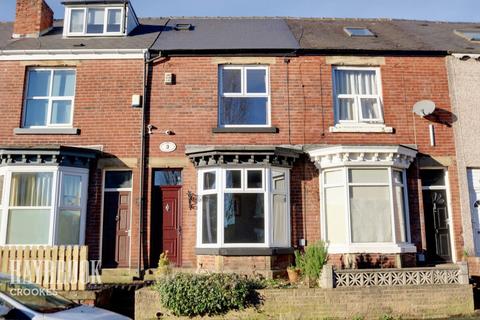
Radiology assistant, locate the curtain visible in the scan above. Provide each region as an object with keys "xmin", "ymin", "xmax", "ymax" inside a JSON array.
[
  {"xmin": 395, "ymin": 185, "xmax": 407, "ymax": 242},
  {"xmin": 62, "ymin": 175, "xmax": 82, "ymax": 207},
  {"xmin": 70, "ymin": 10, "xmax": 84, "ymax": 33},
  {"xmin": 272, "ymin": 194, "xmax": 287, "ymax": 246},
  {"xmin": 10, "ymin": 173, "xmax": 52, "ymax": 207},
  {"xmin": 325, "ymin": 186, "xmax": 347, "ymax": 244},
  {"xmin": 350, "ymin": 186, "xmax": 392, "ymax": 243},
  {"xmin": 56, "ymin": 210, "xmax": 81, "ymax": 245},
  {"xmin": 88, "ymin": 9, "xmax": 104, "ymax": 25}
]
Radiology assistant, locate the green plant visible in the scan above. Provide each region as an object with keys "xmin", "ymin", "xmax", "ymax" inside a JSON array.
[
  {"xmin": 295, "ymin": 241, "xmax": 328, "ymax": 281},
  {"xmin": 352, "ymin": 316, "xmax": 365, "ymax": 320},
  {"xmin": 154, "ymin": 273, "xmax": 261, "ymax": 317},
  {"xmin": 155, "ymin": 251, "xmax": 171, "ymax": 278},
  {"xmin": 294, "ymin": 250, "xmax": 305, "ymax": 271}
]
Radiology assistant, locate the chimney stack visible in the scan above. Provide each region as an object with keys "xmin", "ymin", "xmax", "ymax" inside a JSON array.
[{"xmin": 13, "ymin": 0, "xmax": 54, "ymax": 39}]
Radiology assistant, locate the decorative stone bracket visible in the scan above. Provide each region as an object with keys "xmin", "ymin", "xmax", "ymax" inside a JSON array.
[
  {"xmin": 186, "ymin": 145, "xmax": 301, "ymax": 168},
  {"xmin": 307, "ymin": 145, "xmax": 417, "ymax": 170}
]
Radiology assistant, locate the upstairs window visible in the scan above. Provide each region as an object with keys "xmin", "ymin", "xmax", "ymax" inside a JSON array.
[
  {"xmin": 333, "ymin": 67, "xmax": 383, "ymax": 125},
  {"xmin": 23, "ymin": 69, "xmax": 76, "ymax": 128},
  {"xmin": 219, "ymin": 66, "xmax": 270, "ymax": 127},
  {"xmin": 67, "ymin": 7, "xmax": 124, "ymax": 36}
]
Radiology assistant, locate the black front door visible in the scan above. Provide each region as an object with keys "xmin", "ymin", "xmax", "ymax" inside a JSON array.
[{"xmin": 421, "ymin": 169, "xmax": 452, "ymax": 263}]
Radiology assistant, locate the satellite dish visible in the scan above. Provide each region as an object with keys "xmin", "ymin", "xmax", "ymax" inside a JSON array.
[{"xmin": 413, "ymin": 100, "xmax": 436, "ymax": 117}]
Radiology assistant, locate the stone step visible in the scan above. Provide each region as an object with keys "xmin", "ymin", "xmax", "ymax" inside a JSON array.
[
  {"xmin": 101, "ymin": 268, "xmax": 139, "ymax": 277},
  {"xmin": 100, "ymin": 275, "xmax": 136, "ymax": 284}
]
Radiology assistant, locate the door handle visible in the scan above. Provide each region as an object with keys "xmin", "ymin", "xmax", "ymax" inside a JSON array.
[
  {"xmin": 178, "ymin": 226, "xmax": 182, "ymax": 235},
  {"xmin": 115, "ymin": 215, "xmax": 120, "ymax": 222}
]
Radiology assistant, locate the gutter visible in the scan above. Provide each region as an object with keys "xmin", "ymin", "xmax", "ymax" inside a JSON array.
[{"xmin": 0, "ymin": 49, "xmax": 146, "ymax": 60}]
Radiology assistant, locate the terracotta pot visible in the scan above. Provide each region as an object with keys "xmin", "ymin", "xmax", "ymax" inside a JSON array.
[{"xmin": 287, "ymin": 268, "xmax": 300, "ymax": 284}]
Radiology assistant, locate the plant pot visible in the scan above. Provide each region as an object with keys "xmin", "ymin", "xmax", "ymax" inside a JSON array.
[{"xmin": 287, "ymin": 268, "xmax": 300, "ymax": 284}]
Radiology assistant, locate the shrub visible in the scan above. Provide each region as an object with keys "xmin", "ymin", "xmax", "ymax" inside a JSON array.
[
  {"xmin": 154, "ymin": 273, "xmax": 261, "ymax": 317},
  {"xmin": 295, "ymin": 241, "xmax": 328, "ymax": 280}
]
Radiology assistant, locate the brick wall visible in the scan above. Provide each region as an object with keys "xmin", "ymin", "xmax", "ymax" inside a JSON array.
[
  {"xmin": 135, "ymin": 284, "xmax": 475, "ymax": 320},
  {"xmin": 13, "ymin": 0, "xmax": 53, "ymax": 38},
  {"xmin": 147, "ymin": 55, "xmax": 461, "ymax": 268},
  {"xmin": 0, "ymin": 59, "xmax": 145, "ymax": 266},
  {"xmin": 0, "ymin": 54, "xmax": 461, "ymax": 271}
]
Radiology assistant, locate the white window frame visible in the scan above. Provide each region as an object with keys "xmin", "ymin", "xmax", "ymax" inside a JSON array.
[
  {"xmin": 218, "ymin": 65, "xmax": 271, "ymax": 128},
  {"xmin": 65, "ymin": 6, "xmax": 125, "ymax": 37},
  {"xmin": 320, "ymin": 166, "xmax": 412, "ymax": 254},
  {"xmin": 332, "ymin": 66, "xmax": 384, "ymax": 125},
  {"xmin": 196, "ymin": 167, "xmax": 290, "ymax": 249},
  {"xmin": 23, "ymin": 68, "xmax": 76, "ymax": 129},
  {"xmin": 0, "ymin": 166, "xmax": 88, "ymax": 246}
]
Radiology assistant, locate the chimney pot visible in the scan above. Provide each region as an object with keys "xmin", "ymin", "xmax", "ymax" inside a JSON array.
[{"xmin": 13, "ymin": 0, "xmax": 54, "ymax": 39}]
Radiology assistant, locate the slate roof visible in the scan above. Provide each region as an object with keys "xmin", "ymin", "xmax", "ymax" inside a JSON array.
[
  {"xmin": 286, "ymin": 18, "xmax": 480, "ymax": 54},
  {"xmin": 1, "ymin": 16, "xmax": 480, "ymax": 54},
  {"xmin": 0, "ymin": 18, "xmax": 167, "ymax": 51},
  {"xmin": 150, "ymin": 18, "xmax": 300, "ymax": 52}
]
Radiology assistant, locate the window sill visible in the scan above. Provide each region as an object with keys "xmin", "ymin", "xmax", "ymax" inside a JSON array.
[
  {"xmin": 328, "ymin": 243, "xmax": 417, "ymax": 254},
  {"xmin": 212, "ymin": 127, "xmax": 278, "ymax": 134},
  {"xmin": 329, "ymin": 124, "xmax": 394, "ymax": 133},
  {"xmin": 195, "ymin": 247, "xmax": 293, "ymax": 256},
  {"xmin": 14, "ymin": 128, "xmax": 80, "ymax": 135}
]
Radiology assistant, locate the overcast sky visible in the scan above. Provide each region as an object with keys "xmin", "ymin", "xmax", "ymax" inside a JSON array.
[{"xmin": 0, "ymin": 0, "xmax": 479, "ymax": 22}]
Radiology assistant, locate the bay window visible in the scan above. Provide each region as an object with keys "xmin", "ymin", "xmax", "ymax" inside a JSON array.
[
  {"xmin": 322, "ymin": 167, "xmax": 410, "ymax": 252},
  {"xmin": 197, "ymin": 167, "xmax": 290, "ymax": 248},
  {"xmin": 0, "ymin": 167, "xmax": 88, "ymax": 246}
]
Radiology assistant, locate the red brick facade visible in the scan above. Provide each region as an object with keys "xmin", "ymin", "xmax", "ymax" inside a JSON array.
[
  {"xmin": 146, "ymin": 55, "xmax": 462, "ymax": 269},
  {"xmin": 0, "ymin": 53, "xmax": 462, "ymax": 272}
]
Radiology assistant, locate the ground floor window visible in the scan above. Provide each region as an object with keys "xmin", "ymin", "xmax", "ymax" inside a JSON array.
[
  {"xmin": 0, "ymin": 166, "xmax": 88, "ymax": 245},
  {"xmin": 197, "ymin": 167, "xmax": 290, "ymax": 248},
  {"xmin": 322, "ymin": 167, "xmax": 410, "ymax": 250}
]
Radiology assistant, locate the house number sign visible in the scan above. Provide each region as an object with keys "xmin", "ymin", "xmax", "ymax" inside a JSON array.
[{"xmin": 160, "ymin": 142, "xmax": 177, "ymax": 153}]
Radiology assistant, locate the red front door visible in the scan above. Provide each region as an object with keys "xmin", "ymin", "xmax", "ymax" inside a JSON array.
[{"xmin": 161, "ymin": 186, "xmax": 182, "ymax": 266}]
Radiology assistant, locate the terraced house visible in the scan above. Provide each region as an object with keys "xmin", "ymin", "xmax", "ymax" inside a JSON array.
[{"xmin": 0, "ymin": 0, "xmax": 479, "ymax": 280}]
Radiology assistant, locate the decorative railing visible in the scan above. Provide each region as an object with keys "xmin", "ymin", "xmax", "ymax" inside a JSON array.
[
  {"xmin": 0, "ymin": 246, "xmax": 90, "ymax": 291},
  {"xmin": 319, "ymin": 263, "xmax": 469, "ymax": 288}
]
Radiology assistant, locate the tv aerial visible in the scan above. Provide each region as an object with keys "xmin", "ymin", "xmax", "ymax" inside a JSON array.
[{"xmin": 412, "ymin": 100, "xmax": 436, "ymax": 117}]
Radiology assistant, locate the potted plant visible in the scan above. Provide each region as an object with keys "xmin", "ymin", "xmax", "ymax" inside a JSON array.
[{"xmin": 287, "ymin": 265, "xmax": 301, "ymax": 284}]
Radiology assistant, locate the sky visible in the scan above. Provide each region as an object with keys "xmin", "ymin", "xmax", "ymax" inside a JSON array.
[{"xmin": 0, "ymin": 0, "xmax": 479, "ymax": 23}]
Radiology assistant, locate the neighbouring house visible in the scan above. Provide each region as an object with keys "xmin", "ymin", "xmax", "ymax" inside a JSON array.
[
  {"xmin": 0, "ymin": 0, "xmax": 163, "ymax": 277},
  {"xmin": 0, "ymin": 0, "xmax": 477, "ymax": 280},
  {"xmin": 443, "ymin": 29, "xmax": 480, "ymax": 273}
]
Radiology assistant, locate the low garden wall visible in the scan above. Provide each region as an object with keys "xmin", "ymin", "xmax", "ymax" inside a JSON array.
[{"xmin": 135, "ymin": 283, "xmax": 475, "ymax": 319}]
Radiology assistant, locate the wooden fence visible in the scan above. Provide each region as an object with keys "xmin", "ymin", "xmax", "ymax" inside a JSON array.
[{"xmin": 0, "ymin": 246, "xmax": 90, "ymax": 291}]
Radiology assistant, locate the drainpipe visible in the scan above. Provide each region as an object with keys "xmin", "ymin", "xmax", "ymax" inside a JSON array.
[
  {"xmin": 138, "ymin": 49, "xmax": 149, "ymax": 277},
  {"xmin": 138, "ymin": 20, "xmax": 170, "ymax": 276}
]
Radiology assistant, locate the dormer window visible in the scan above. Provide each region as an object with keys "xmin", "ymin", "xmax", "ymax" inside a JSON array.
[{"xmin": 66, "ymin": 7, "xmax": 124, "ymax": 36}]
